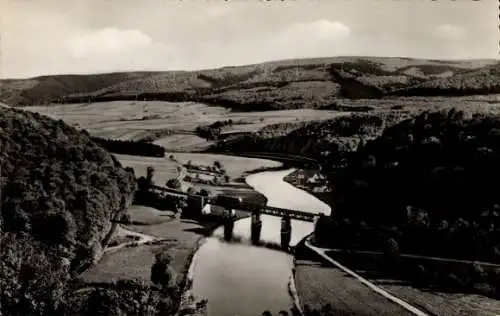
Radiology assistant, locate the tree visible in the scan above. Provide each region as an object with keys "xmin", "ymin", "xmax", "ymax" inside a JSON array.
[
  {"xmin": 384, "ymin": 238, "xmax": 400, "ymax": 263},
  {"xmin": 166, "ymin": 178, "xmax": 181, "ymax": 190},
  {"xmin": 146, "ymin": 166, "xmax": 155, "ymax": 185},
  {"xmin": 224, "ymin": 175, "xmax": 230, "ymax": 183},
  {"xmin": 150, "ymin": 252, "xmax": 176, "ymax": 291},
  {"xmin": 214, "ymin": 160, "xmax": 222, "ymax": 169},
  {"xmin": 199, "ymin": 189, "xmax": 210, "ymax": 197}
]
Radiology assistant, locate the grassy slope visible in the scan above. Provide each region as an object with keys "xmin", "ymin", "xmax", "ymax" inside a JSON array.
[{"xmin": 1, "ymin": 57, "xmax": 499, "ymax": 110}]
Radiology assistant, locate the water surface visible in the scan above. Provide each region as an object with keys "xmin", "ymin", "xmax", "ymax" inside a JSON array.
[{"xmin": 191, "ymin": 168, "xmax": 331, "ymax": 316}]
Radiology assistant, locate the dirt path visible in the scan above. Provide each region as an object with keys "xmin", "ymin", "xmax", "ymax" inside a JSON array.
[{"xmin": 104, "ymin": 225, "xmax": 157, "ymax": 254}]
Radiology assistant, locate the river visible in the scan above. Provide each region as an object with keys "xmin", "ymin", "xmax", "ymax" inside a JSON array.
[{"xmin": 190, "ymin": 168, "xmax": 331, "ymax": 316}]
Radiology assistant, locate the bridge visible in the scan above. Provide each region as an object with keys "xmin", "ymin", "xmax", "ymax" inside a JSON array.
[
  {"xmin": 148, "ymin": 185, "xmax": 322, "ymax": 249},
  {"xmin": 261, "ymin": 206, "xmax": 316, "ymax": 222},
  {"xmin": 149, "ymin": 184, "xmax": 318, "ymax": 224}
]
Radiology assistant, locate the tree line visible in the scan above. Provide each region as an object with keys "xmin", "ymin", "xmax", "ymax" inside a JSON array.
[{"xmin": 90, "ymin": 136, "xmax": 166, "ymax": 157}]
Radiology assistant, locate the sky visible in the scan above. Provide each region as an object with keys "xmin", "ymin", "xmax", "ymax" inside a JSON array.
[{"xmin": 1, "ymin": 0, "xmax": 498, "ymax": 79}]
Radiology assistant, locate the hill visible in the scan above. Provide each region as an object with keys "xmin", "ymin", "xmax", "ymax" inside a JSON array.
[
  {"xmin": 0, "ymin": 107, "xmax": 136, "ymax": 315},
  {"xmin": 209, "ymin": 110, "xmax": 420, "ymax": 162},
  {"xmin": 0, "ymin": 72, "xmax": 157, "ymax": 106},
  {"xmin": 392, "ymin": 63, "xmax": 500, "ymax": 97},
  {"xmin": 330, "ymin": 108, "xmax": 500, "ymax": 226},
  {"xmin": 1, "ymin": 57, "xmax": 498, "ymax": 110}
]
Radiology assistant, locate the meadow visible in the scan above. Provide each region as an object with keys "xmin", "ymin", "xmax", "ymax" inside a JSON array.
[
  {"xmin": 113, "ymin": 153, "xmax": 180, "ymax": 186},
  {"xmin": 81, "ymin": 207, "xmax": 204, "ymax": 286},
  {"xmin": 22, "ymin": 101, "xmax": 347, "ymax": 152}
]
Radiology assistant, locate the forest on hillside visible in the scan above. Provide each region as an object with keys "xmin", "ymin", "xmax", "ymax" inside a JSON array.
[
  {"xmin": 0, "ymin": 108, "xmax": 137, "ymax": 315},
  {"xmin": 90, "ymin": 136, "xmax": 166, "ymax": 157},
  {"xmin": 212, "ymin": 111, "xmax": 414, "ymax": 164},
  {"xmin": 314, "ymin": 109, "xmax": 500, "ymax": 299}
]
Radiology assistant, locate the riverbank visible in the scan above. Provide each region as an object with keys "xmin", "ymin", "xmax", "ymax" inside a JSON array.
[{"xmin": 282, "ymin": 169, "xmax": 335, "ymax": 209}]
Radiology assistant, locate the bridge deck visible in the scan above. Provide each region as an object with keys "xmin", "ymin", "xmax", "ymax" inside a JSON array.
[
  {"xmin": 262, "ymin": 206, "xmax": 316, "ymax": 222},
  {"xmin": 149, "ymin": 185, "xmax": 317, "ymax": 222}
]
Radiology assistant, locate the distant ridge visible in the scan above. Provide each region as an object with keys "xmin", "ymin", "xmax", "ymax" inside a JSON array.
[{"xmin": 1, "ymin": 56, "xmax": 499, "ymax": 110}]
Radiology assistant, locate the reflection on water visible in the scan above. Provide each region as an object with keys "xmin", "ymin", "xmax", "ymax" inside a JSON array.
[
  {"xmin": 216, "ymin": 215, "xmax": 313, "ymax": 248},
  {"xmin": 191, "ymin": 168, "xmax": 331, "ymax": 316}
]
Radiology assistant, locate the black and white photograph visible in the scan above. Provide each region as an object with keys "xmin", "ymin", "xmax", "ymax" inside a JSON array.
[{"xmin": 1, "ymin": 0, "xmax": 499, "ymax": 315}]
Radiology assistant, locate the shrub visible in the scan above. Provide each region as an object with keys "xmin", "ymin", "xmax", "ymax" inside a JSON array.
[
  {"xmin": 151, "ymin": 251, "xmax": 176, "ymax": 290},
  {"xmin": 166, "ymin": 178, "xmax": 182, "ymax": 190}
]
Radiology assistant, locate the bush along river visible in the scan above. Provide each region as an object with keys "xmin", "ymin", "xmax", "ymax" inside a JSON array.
[{"xmin": 190, "ymin": 168, "xmax": 331, "ymax": 316}]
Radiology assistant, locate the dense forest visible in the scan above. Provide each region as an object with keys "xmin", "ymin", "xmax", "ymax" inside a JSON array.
[
  {"xmin": 313, "ymin": 108, "xmax": 500, "ymax": 298},
  {"xmin": 213, "ymin": 111, "xmax": 414, "ymax": 163},
  {"xmin": 90, "ymin": 136, "xmax": 166, "ymax": 158},
  {"xmin": 0, "ymin": 107, "xmax": 137, "ymax": 315}
]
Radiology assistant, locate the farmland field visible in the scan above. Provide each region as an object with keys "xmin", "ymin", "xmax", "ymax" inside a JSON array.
[
  {"xmin": 379, "ymin": 282, "xmax": 500, "ymax": 316},
  {"xmin": 21, "ymin": 101, "xmax": 347, "ymax": 151},
  {"xmin": 173, "ymin": 152, "xmax": 282, "ymax": 179},
  {"xmin": 126, "ymin": 205, "xmax": 176, "ymax": 225},
  {"xmin": 114, "ymin": 154, "xmax": 180, "ymax": 186},
  {"xmin": 294, "ymin": 259, "xmax": 413, "ymax": 316}
]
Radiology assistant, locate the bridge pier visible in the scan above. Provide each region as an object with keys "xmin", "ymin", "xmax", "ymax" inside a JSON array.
[
  {"xmin": 281, "ymin": 214, "xmax": 292, "ymax": 251},
  {"xmin": 223, "ymin": 208, "xmax": 235, "ymax": 241},
  {"xmin": 250, "ymin": 209, "xmax": 262, "ymax": 245}
]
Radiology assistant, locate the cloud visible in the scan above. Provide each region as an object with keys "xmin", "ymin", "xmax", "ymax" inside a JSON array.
[
  {"xmin": 255, "ymin": 20, "xmax": 351, "ymax": 60},
  {"xmin": 434, "ymin": 24, "xmax": 466, "ymax": 41},
  {"xmin": 69, "ymin": 28, "xmax": 153, "ymax": 59},
  {"xmin": 274, "ymin": 20, "xmax": 351, "ymax": 46}
]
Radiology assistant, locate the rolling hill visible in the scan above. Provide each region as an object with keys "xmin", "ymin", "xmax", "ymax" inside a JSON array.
[{"xmin": 1, "ymin": 57, "xmax": 499, "ymax": 110}]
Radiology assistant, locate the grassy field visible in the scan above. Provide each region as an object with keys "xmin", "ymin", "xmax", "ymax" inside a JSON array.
[
  {"xmin": 379, "ymin": 283, "xmax": 500, "ymax": 316},
  {"xmin": 126, "ymin": 205, "xmax": 176, "ymax": 225},
  {"xmin": 294, "ymin": 259, "xmax": 414, "ymax": 316},
  {"xmin": 81, "ymin": 243, "xmax": 172, "ymax": 285},
  {"xmin": 173, "ymin": 152, "xmax": 282, "ymax": 179},
  {"xmin": 81, "ymin": 204, "xmax": 204, "ymax": 286},
  {"xmin": 22, "ymin": 101, "xmax": 345, "ymax": 151},
  {"xmin": 114, "ymin": 154, "xmax": 180, "ymax": 186}
]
